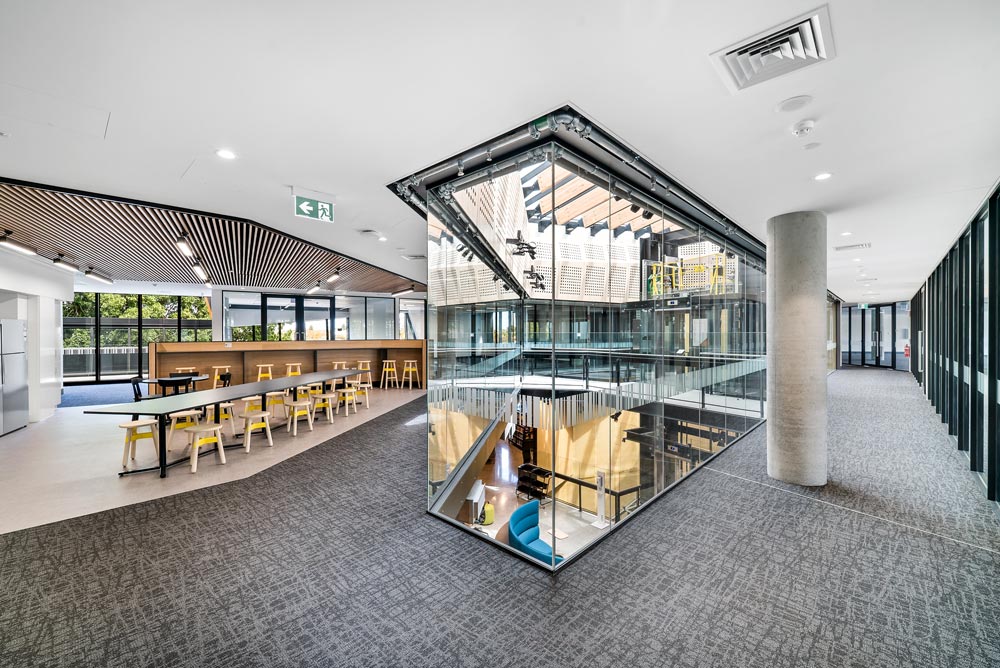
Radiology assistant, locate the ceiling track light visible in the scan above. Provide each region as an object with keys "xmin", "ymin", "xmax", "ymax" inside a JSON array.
[
  {"xmin": 391, "ymin": 284, "xmax": 415, "ymax": 297},
  {"xmin": 175, "ymin": 233, "xmax": 194, "ymax": 257},
  {"xmin": 326, "ymin": 268, "xmax": 341, "ymax": 283},
  {"xmin": 306, "ymin": 282, "xmax": 322, "ymax": 295},
  {"xmin": 191, "ymin": 260, "xmax": 208, "ymax": 282},
  {"xmin": 84, "ymin": 267, "xmax": 113, "ymax": 285},
  {"xmin": 204, "ymin": 281, "xmax": 214, "ymax": 289},
  {"xmin": 52, "ymin": 254, "xmax": 79, "ymax": 273},
  {"xmin": 0, "ymin": 230, "xmax": 37, "ymax": 256}
]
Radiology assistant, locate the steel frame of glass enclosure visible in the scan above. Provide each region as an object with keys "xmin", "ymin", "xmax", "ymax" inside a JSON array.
[
  {"xmin": 412, "ymin": 125, "xmax": 769, "ymax": 571},
  {"xmin": 912, "ymin": 183, "xmax": 998, "ymax": 502}
]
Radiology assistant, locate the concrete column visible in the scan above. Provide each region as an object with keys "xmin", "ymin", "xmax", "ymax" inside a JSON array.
[{"xmin": 766, "ymin": 210, "xmax": 828, "ymax": 486}]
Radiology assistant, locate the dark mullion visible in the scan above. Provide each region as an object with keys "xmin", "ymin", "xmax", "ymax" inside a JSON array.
[
  {"xmin": 971, "ymin": 217, "xmax": 983, "ymax": 471},
  {"xmin": 959, "ymin": 238, "xmax": 968, "ymax": 450},
  {"xmin": 95, "ymin": 291, "xmax": 102, "ymax": 383},
  {"xmin": 988, "ymin": 189, "xmax": 999, "ymax": 502}
]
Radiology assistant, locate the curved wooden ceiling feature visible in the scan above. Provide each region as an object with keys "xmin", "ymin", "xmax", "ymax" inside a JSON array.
[{"xmin": 0, "ymin": 181, "xmax": 423, "ymax": 294}]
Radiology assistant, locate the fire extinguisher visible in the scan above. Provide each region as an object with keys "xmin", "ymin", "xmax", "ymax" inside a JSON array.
[{"xmin": 904, "ymin": 343, "xmax": 911, "ymax": 358}]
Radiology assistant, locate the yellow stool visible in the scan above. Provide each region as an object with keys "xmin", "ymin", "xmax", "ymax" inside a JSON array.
[
  {"xmin": 266, "ymin": 391, "xmax": 288, "ymax": 419},
  {"xmin": 311, "ymin": 389, "xmax": 338, "ymax": 422},
  {"xmin": 242, "ymin": 410, "xmax": 273, "ymax": 452},
  {"xmin": 239, "ymin": 396, "xmax": 263, "ymax": 414},
  {"xmin": 256, "ymin": 364, "xmax": 274, "ymax": 381},
  {"xmin": 401, "ymin": 360, "xmax": 420, "ymax": 389},
  {"xmin": 205, "ymin": 403, "xmax": 238, "ymax": 438},
  {"xmin": 285, "ymin": 393, "xmax": 314, "ymax": 436},
  {"xmin": 168, "ymin": 409, "xmax": 201, "ymax": 449},
  {"xmin": 357, "ymin": 360, "xmax": 374, "ymax": 386},
  {"xmin": 211, "ymin": 365, "xmax": 231, "ymax": 389},
  {"xmin": 380, "ymin": 360, "xmax": 398, "ymax": 389},
  {"xmin": 183, "ymin": 423, "xmax": 226, "ymax": 473},
  {"xmin": 337, "ymin": 387, "xmax": 359, "ymax": 417},
  {"xmin": 119, "ymin": 418, "xmax": 159, "ymax": 468},
  {"xmin": 285, "ymin": 362, "xmax": 302, "ymax": 377}
]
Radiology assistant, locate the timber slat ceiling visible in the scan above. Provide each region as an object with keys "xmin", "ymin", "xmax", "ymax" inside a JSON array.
[{"xmin": 0, "ymin": 183, "xmax": 423, "ymax": 293}]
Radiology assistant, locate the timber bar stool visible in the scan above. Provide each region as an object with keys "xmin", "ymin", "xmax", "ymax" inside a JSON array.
[
  {"xmin": 357, "ymin": 360, "xmax": 374, "ymax": 387},
  {"xmin": 175, "ymin": 366, "xmax": 197, "ymax": 375},
  {"xmin": 256, "ymin": 364, "xmax": 274, "ymax": 381},
  {"xmin": 211, "ymin": 365, "xmax": 231, "ymax": 389},
  {"xmin": 119, "ymin": 418, "xmax": 159, "ymax": 468},
  {"xmin": 337, "ymin": 385, "xmax": 359, "ymax": 418},
  {"xmin": 380, "ymin": 360, "xmax": 399, "ymax": 389},
  {"xmin": 285, "ymin": 362, "xmax": 302, "ymax": 377},
  {"xmin": 349, "ymin": 370, "xmax": 372, "ymax": 409},
  {"xmin": 312, "ymin": 385, "xmax": 338, "ymax": 423},
  {"xmin": 266, "ymin": 391, "xmax": 288, "ymax": 420},
  {"xmin": 401, "ymin": 360, "xmax": 420, "ymax": 389},
  {"xmin": 206, "ymin": 373, "xmax": 237, "ymax": 438},
  {"xmin": 285, "ymin": 389, "xmax": 314, "ymax": 436},
  {"xmin": 242, "ymin": 408, "xmax": 274, "ymax": 452},
  {"xmin": 183, "ymin": 423, "xmax": 226, "ymax": 473}
]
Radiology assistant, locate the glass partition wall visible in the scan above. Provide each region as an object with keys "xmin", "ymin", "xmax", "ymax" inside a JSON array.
[{"xmin": 423, "ymin": 143, "xmax": 767, "ymax": 570}]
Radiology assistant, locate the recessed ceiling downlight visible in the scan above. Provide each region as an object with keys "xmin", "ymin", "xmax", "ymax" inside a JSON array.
[
  {"xmin": 840, "ymin": 231, "xmax": 852, "ymax": 236},
  {"xmin": 775, "ymin": 95, "xmax": 813, "ymax": 113},
  {"xmin": 814, "ymin": 172, "xmax": 833, "ymax": 181},
  {"xmin": 215, "ymin": 148, "xmax": 237, "ymax": 160}
]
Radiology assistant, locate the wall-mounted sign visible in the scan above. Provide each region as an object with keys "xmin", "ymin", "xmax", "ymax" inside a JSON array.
[
  {"xmin": 294, "ymin": 195, "xmax": 334, "ymax": 222},
  {"xmin": 857, "ymin": 303, "xmax": 869, "ymax": 309}
]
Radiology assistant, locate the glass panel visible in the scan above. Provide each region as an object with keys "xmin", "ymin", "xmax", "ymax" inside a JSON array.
[
  {"xmin": 398, "ymin": 299, "xmax": 426, "ymax": 339},
  {"xmin": 140, "ymin": 295, "xmax": 179, "ymax": 374},
  {"xmin": 366, "ymin": 297, "xmax": 395, "ymax": 339},
  {"xmin": 62, "ymin": 292, "xmax": 96, "ymax": 381},
  {"xmin": 863, "ymin": 307, "xmax": 876, "ymax": 365},
  {"xmin": 223, "ymin": 291, "xmax": 262, "ymax": 341},
  {"xmin": 265, "ymin": 296, "xmax": 296, "ymax": 341},
  {"xmin": 840, "ymin": 306, "xmax": 850, "ymax": 365},
  {"xmin": 99, "ymin": 293, "xmax": 139, "ymax": 379},
  {"xmin": 896, "ymin": 301, "xmax": 911, "ymax": 371},
  {"xmin": 335, "ymin": 297, "xmax": 365, "ymax": 340},
  {"xmin": 827, "ymin": 297, "xmax": 839, "ymax": 371},
  {"xmin": 180, "ymin": 296, "xmax": 212, "ymax": 343},
  {"xmin": 879, "ymin": 305, "xmax": 893, "ymax": 367},
  {"xmin": 850, "ymin": 307, "xmax": 863, "ymax": 364},
  {"xmin": 303, "ymin": 298, "xmax": 332, "ymax": 340}
]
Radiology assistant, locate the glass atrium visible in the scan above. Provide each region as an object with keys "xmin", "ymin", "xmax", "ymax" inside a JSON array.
[{"xmin": 405, "ymin": 122, "xmax": 769, "ymax": 569}]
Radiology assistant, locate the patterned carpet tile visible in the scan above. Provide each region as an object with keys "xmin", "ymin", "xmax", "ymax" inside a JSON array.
[{"xmin": 2, "ymin": 380, "xmax": 999, "ymax": 667}]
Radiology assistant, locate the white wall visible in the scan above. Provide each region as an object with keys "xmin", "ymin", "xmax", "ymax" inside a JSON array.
[{"xmin": 0, "ymin": 251, "xmax": 74, "ymax": 423}]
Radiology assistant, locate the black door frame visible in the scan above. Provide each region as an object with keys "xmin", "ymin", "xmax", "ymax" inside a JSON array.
[{"xmin": 842, "ymin": 302, "xmax": 903, "ymax": 370}]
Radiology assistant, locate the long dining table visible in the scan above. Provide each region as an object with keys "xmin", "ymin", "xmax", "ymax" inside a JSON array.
[{"xmin": 86, "ymin": 369, "xmax": 360, "ymax": 478}]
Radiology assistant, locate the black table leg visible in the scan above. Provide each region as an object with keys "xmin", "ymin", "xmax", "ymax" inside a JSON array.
[
  {"xmin": 158, "ymin": 415, "xmax": 168, "ymax": 478},
  {"xmin": 213, "ymin": 402, "xmax": 221, "ymax": 424}
]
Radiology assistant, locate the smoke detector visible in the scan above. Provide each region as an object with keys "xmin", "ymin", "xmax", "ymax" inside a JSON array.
[
  {"xmin": 710, "ymin": 5, "xmax": 837, "ymax": 94},
  {"xmin": 791, "ymin": 119, "xmax": 815, "ymax": 137}
]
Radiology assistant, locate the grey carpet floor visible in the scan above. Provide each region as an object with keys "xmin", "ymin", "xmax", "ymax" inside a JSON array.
[{"xmin": 2, "ymin": 370, "xmax": 999, "ymax": 667}]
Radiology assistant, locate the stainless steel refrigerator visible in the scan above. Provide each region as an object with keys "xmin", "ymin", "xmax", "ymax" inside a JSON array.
[{"xmin": 0, "ymin": 319, "xmax": 28, "ymax": 436}]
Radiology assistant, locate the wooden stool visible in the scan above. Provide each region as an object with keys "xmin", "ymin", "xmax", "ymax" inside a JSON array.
[
  {"xmin": 239, "ymin": 396, "xmax": 263, "ymax": 415},
  {"xmin": 183, "ymin": 423, "xmax": 226, "ymax": 473},
  {"xmin": 242, "ymin": 410, "xmax": 273, "ymax": 452},
  {"xmin": 285, "ymin": 362, "xmax": 302, "ymax": 377},
  {"xmin": 206, "ymin": 402, "xmax": 238, "ymax": 438},
  {"xmin": 357, "ymin": 360, "xmax": 374, "ymax": 387},
  {"xmin": 311, "ymin": 389, "xmax": 338, "ymax": 422},
  {"xmin": 168, "ymin": 409, "xmax": 201, "ymax": 449},
  {"xmin": 175, "ymin": 366, "xmax": 197, "ymax": 374},
  {"xmin": 285, "ymin": 394, "xmax": 314, "ymax": 436},
  {"xmin": 256, "ymin": 364, "xmax": 274, "ymax": 381},
  {"xmin": 266, "ymin": 391, "xmax": 288, "ymax": 419},
  {"xmin": 380, "ymin": 360, "xmax": 398, "ymax": 389},
  {"xmin": 211, "ymin": 365, "xmax": 231, "ymax": 389},
  {"xmin": 337, "ymin": 387, "xmax": 359, "ymax": 417},
  {"xmin": 401, "ymin": 360, "xmax": 420, "ymax": 389},
  {"xmin": 119, "ymin": 418, "xmax": 159, "ymax": 468},
  {"xmin": 349, "ymin": 371, "xmax": 372, "ymax": 409}
]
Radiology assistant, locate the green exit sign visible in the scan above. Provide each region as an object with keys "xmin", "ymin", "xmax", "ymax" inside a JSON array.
[
  {"xmin": 857, "ymin": 303, "xmax": 869, "ymax": 309},
  {"xmin": 294, "ymin": 195, "xmax": 334, "ymax": 222}
]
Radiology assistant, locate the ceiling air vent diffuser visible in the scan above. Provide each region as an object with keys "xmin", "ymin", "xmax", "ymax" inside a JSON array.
[
  {"xmin": 834, "ymin": 242, "xmax": 871, "ymax": 252},
  {"xmin": 402, "ymin": 254, "xmax": 427, "ymax": 261},
  {"xmin": 710, "ymin": 5, "xmax": 836, "ymax": 94}
]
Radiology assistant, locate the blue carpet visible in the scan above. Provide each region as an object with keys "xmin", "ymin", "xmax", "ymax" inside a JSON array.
[{"xmin": 58, "ymin": 383, "xmax": 134, "ymax": 408}]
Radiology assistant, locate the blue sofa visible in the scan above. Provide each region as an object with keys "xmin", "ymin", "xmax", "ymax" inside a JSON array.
[{"xmin": 508, "ymin": 500, "xmax": 563, "ymax": 565}]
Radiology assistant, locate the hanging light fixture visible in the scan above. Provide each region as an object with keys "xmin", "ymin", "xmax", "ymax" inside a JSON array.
[
  {"xmin": 0, "ymin": 231, "xmax": 37, "ymax": 256},
  {"xmin": 191, "ymin": 260, "xmax": 208, "ymax": 281},
  {"xmin": 391, "ymin": 284, "xmax": 415, "ymax": 297},
  {"xmin": 175, "ymin": 233, "xmax": 194, "ymax": 257},
  {"xmin": 326, "ymin": 268, "xmax": 340, "ymax": 283},
  {"xmin": 85, "ymin": 267, "xmax": 113, "ymax": 285},
  {"xmin": 306, "ymin": 282, "xmax": 322, "ymax": 295},
  {"xmin": 52, "ymin": 254, "xmax": 79, "ymax": 273}
]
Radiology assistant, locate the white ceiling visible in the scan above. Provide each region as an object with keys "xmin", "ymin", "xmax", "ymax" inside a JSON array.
[{"xmin": 0, "ymin": 0, "xmax": 997, "ymax": 304}]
